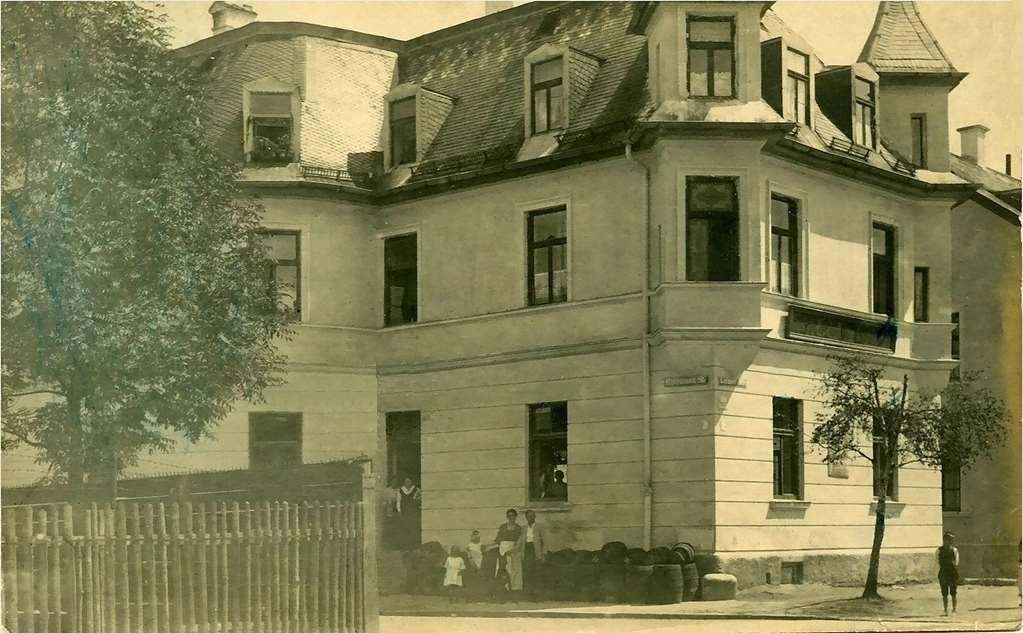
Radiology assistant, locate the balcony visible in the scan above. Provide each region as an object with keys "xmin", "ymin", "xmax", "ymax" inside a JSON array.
[{"xmin": 650, "ymin": 282, "xmax": 768, "ymax": 340}]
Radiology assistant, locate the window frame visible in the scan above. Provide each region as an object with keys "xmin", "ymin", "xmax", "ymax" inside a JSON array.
[
  {"xmin": 383, "ymin": 232, "xmax": 419, "ymax": 327},
  {"xmin": 245, "ymin": 87, "xmax": 297, "ymax": 165},
  {"xmin": 686, "ymin": 15, "xmax": 736, "ymax": 99},
  {"xmin": 871, "ymin": 222, "xmax": 896, "ymax": 317},
  {"xmin": 685, "ymin": 176, "xmax": 741, "ymax": 281},
  {"xmin": 941, "ymin": 461, "xmax": 962, "ymax": 512},
  {"xmin": 951, "ymin": 311, "xmax": 960, "ymax": 360},
  {"xmin": 913, "ymin": 266, "xmax": 930, "ymax": 323},
  {"xmin": 770, "ymin": 194, "xmax": 800, "ymax": 296},
  {"xmin": 910, "ymin": 113, "xmax": 928, "ymax": 168},
  {"xmin": 257, "ymin": 229, "xmax": 302, "ymax": 321},
  {"xmin": 530, "ymin": 57, "xmax": 565, "ymax": 135},
  {"xmin": 389, "ymin": 96, "xmax": 417, "ymax": 167},
  {"xmin": 853, "ymin": 78, "xmax": 877, "ymax": 149},
  {"xmin": 772, "ymin": 397, "xmax": 803, "ymax": 499},
  {"xmin": 526, "ymin": 206, "xmax": 569, "ymax": 306},
  {"xmin": 249, "ymin": 412, "xmax": 303, "ymax": 471},
  {"xmin": 785, "ymin": 48, "xmax": 811, "ymax": 126},
  {"xmin": 527, "ymin": 401, "xmax": 569, "ymax": 503}
]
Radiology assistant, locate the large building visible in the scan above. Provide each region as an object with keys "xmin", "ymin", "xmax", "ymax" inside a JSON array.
[{"xmin": 4, "ymin": 0, "xmax": 1019, "ymax": 587}]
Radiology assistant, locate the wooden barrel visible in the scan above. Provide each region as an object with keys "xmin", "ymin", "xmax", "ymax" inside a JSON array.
[
  {"xmin": 598, "ymin": 564, "xmax": 627, "ymax": 602},
  {"xmin": 625, "ymin": 564, "xmax": 653, "ymax": 604},
  {"xmin": 649, "ymin": 563, "xmax": 685, "ymax": 604},
  {"xmin": 682, "ymin": 562, "xmax": 700, "ymax": 601}
]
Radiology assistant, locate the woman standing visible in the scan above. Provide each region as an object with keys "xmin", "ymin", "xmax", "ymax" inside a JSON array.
[
  {"xmin": 493, "ymin": 508, "xmax": 523, "ymax": 598},
  {"xmin": 394, "ymin": 476, "xmax": 421, "ymax": 549}
]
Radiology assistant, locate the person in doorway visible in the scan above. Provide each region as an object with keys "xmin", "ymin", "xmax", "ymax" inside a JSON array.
[
  {"xmin": 494, "ymin": 508, "xmax": 523, "ymax": 598},
  {"xmin": 546, "ymin": 469, "xmax": 567, "ymax": 500},
  {"xmin": 518, "ymin": 510, "xmax": 546, "ymax": 598},
  {"xmin": 937, "ymin": 530, "xmax": 960, "ymax": 616},
  {"xmin": 443, "ymin": 545, "xmax": 466, "ymax": 602},
  {"xmin": 394, "ymin": 476, "xmax": 421, "ymax": 549}
]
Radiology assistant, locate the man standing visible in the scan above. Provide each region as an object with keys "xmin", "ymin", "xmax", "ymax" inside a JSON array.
[{"xmin": 520, "ymin": 509, "xmax": 546, "ymax": 598}]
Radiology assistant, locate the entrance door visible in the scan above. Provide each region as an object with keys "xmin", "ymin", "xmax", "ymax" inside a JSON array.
[{"xmin": 386, "ymin": 411, "xmax": 421, "ymax": 549}]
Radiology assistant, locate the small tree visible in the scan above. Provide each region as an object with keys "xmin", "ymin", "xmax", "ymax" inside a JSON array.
[
  {"xmin": 812, "ymin": 355, "xmax": 1006, "ymax": 599},
  {"xmin": 1, "ymin": 3, "xmax": 292, "ymax": 492}
]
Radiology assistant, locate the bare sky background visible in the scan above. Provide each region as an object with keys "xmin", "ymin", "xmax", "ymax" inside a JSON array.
[{"xmin": 153, "ymin": 0, "xmax": 1021, "ymax": 177}]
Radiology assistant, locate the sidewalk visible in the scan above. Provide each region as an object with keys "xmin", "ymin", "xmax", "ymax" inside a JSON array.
[{"xmin": 381, "ymin": 582, "xmax": 1021, "ymax": 627}]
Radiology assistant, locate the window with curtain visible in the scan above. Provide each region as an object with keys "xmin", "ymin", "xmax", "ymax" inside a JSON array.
[
  {"xmin": 770, "ymin": 195, "xmax": 800, "ymax": 295},
  {"xmin": 527, "ymin": 207, "xmax": 568, "ymax": 305},
  {"xmin": 687, "ymin": 17, "xmax": 734, "ymax": 98},
  {"xmin": 686, "ymin": 177, "xmax": 739, "ymax": 281}
]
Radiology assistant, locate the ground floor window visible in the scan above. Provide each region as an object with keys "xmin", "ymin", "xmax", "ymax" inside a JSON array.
[
  {"xmin": 941, "ymin": 461, "xmax": 961, "ymax": 512},
  {"xmin": 528, "ymin": 402, "xmax": 568, "ymax": 501},
  {"xmin": 772, "ymin": 397, "xmax": 802, "ymax": 498},
  {"xmin": 249, "ymin": 412, "xmax": 302, "ymax": 470}
]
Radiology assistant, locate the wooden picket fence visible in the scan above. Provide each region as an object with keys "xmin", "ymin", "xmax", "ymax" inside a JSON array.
[{"xmin": 1, "ymin": 500, "xmax": 372, "ymax": 633}]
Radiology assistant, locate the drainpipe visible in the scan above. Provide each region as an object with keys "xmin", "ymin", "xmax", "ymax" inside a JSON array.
[{"xmin": 625, "ymin": 140, "xmax": 653, "ymax": 549}]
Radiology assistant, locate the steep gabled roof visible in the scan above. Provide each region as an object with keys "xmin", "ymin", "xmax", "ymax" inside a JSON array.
[{"xmin": 858, "ymin": 1, "xmax": 960, "ymax": 75}]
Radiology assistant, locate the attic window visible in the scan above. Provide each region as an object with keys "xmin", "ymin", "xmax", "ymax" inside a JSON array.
[
  {"xmin": 249, "ymin": 92, "xmax": 293, "ymax": 164},
  {"xmin": 687, "ymin": 16, "xmax": 735, "ymax": 98},
  {"xmin": 531, "ymin": 58, "xmax": 564, "ymax": 134},
  {"xmin": 536, "ymin": 11, "xmax": 560, "ymax": 36},
  {"xmin": 390, "ymin": 97, "xmax": 417, "ymax": 166},
  {"xmin": 853, "ymin": 78, "xmax": 876, "ymax": 149},
  {"xmin": 785, "ymin": 49, "xmax": 810, "ymax": 125}
]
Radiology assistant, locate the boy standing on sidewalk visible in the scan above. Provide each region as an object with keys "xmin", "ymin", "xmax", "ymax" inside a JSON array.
[{"xmin": 937, "ymin": 531, "xmax": 960, "ymax": 616}]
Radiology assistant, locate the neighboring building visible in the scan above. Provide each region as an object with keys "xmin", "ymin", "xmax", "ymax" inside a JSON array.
[{"xmin": 4, "ymin": 0, "xmax": 1018, "ymax": 587}]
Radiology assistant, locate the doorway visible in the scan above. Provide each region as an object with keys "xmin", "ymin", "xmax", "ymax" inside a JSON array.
[{"xmin": 385, "ymin": 411, "xmax": 421, "ymax": 549}]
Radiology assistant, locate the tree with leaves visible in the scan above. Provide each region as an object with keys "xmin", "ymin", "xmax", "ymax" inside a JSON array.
[
  {"xmin": 811, "ymin": 355, "xmax": 1006, "ymax": 599},
  {"xmin": 1, "ymin": 3, "xmax": 292, "ymax": 494}
]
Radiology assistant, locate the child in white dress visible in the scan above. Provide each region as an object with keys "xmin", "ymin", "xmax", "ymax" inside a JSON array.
[{"xmin": 443, "ymin": 545, "xmax": 466, "ymax": 602}]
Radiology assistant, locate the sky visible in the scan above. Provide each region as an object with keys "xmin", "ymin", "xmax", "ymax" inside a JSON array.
[{"xmin": 150, "ymin": 0, "xmax": 1021, "ymax": 176}]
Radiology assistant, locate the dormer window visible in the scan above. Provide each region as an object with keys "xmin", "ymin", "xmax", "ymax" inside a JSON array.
[
  {"xmin": 531, "ymin": 58, "xmax": 564, "ymax": 134},
  {"xmin": 249, "ymin": 92, "xmax": 293, "ymax": 164},
  {"xmin": 389, "ymin": 97, "xmax": 417, "ymax": 166},
  {"xmin": 853, "ymin": 78, "xmax": 876, "ymax": 148},
  {"xmin": 785, "ymin": 48, "xmax": 810, "ymax": 125},
  {"xmin": 687, "ymin": 16, "xmax": 734, "ymax": 98}
]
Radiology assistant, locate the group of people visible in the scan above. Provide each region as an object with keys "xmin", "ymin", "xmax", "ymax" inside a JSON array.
[{"xmin": 442, "ymin": 508, "xmax": 547, "ymax": 601}]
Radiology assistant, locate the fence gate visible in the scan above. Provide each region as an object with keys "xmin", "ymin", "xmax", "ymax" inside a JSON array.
[{"xmin": 2, "ymin": 500, "xmax": 373, "ymax": 633}]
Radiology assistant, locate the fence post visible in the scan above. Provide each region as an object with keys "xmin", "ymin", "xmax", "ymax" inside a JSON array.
[
  {"xmin": 2, "ymin": 507, "xmax": 19, "ymax": 633},
  {"xmin": 360, "ymin": 461, "xmax": 379, "ymax": 633}
]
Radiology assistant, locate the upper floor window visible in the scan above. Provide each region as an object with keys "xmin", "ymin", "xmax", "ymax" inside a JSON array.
[
  {"xmin": 249, "ymin": 92, "xmax": 293, "ymax": 164},
  {"xmin": 527, "ymin": 207, "xmax": 568, "ymax": 305},
  {"xmin": 872, "ymin": 223, "xmax": 896, "ymax": 317},
  {"xmin": 770, "ymin": 195, "xmax": 800, "ymax": 296},
  {"xmin": 529, "ymin": 402, "xmax": 568, "ymax": 502},
  {"xmin": 910, "ymin": 114, "xmax": 927, "ymax": 168},
  {"xmin": 913, "ymin": 267, "xmax": 930, "ymax": 322},
  {"xmin": 531, "ymin": 58, "xmax": 564, "ymax": 134},
  {"xmin": 390, "ymin": 97, "xmax": 417, "ymax": 166},
  {"xmin": 853, "ymin": 78, "xmax": 876, "ymax": 148},
  {"xmin": 259, "ymin": 230, "xmax": 300, "ymax": 320},
  {"xmin": 686, "ymin": 177, "xmax": 739, "ymax": 281},
  {"xmin": 249, "ymin": 412, "xmax": 302, "ymax": 470},
  {"xmin": 687, "ymin": 16, "xmax": 734, "ymax": 98},
  {"xmin": 785, "ymin": 49, "xmax": 810, "ymax": 125},
  {"xmin": 384, "ymin": 233, "xmax": 418, "ymax": 326},
  {"xmin": 772, "ymin": 397, "xmax": 802, "ymax": 498}
]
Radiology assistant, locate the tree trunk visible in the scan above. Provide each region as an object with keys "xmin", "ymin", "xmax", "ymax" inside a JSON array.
[
  {"xmin": 66, "ymin": 384, "xmax": 85, "ymax": 499},
  {"xmin": 863, "ymin": 490, "xmax": 886, "ymax": 599}
]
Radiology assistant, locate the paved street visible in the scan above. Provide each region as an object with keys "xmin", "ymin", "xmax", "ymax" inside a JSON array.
[{"xmin": 381, "ymin": 615, "xmax": 1020, "ymax": 633}]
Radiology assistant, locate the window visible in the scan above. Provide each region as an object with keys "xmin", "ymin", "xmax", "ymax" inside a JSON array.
[
  {"xmin": 259, "ymin": 230, "xmax": 301, "ymax": 319},
  {"xmin": 910, "ymin": 114, "xmax": 927, "ymax": 168},
  {"xmin": 687, "ymin": 16, "xmax": 734, "ymax": 98},
  {"xmin": 913, "ymin": 267, "xmax": 929, "ymax": 322},
  {"xmin": 770, "ymin": 195, "xmax": 800, "ymax": 295},
  {"xmin": 773, "ymin": 398, "xmax": 802, "ymax": 498},
  {"xmin": 941, "ymin": 461, "xmax": 961, "ymax": 512},
  {"xmin": 528, "ymin": 402, "xmax": 568, "ymax": 501},
  {"xmin": 249, "ymin": 93, "xmax": 293, "ymax": 164},
  {"xmin": 951, "ymin": 312, "xmax": 960, "ymax": 359},
  {"xmin": 785, "ymin": 49, "xmax": 810, "ymax": 125},
  {"xmin": 384, "ymin": 233, "xmax": 418, "ymax": 326},
  {"xmin": 686, "ymin": 177, "xmax": 739, "ymax": 281},
  {"xmin": 249, "ymin": 412, "xmax": 302, "ymax": 470},
  {"xmin": 527, "ymin": 207, "xmax": 568, "ymax": 305},
  {"xmin": 531, "ymin": 58, "xmax": 564, "ymax": 134},
  {"xmin": 872, "ymin": 223, "xmax": 896, "ymax": 317},
  {"xmin": 389, "ymin": 97, "xmax": 417, "ymax": 166},
  {"xmin": 853, "ymin": 78, "xmax": 876, "ymax": 148},
  {"xmin": 872, "ymin": 416, "xmax": 898, "ymax": 500}
]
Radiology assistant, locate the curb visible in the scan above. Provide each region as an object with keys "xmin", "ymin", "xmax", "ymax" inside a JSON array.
[{"xmin": 379, "ymin": 609, "xmax": 863, "ymax": 622}]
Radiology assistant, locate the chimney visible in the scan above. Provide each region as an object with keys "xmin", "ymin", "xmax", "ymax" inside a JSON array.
[
  {"xmin": 1006, "ymin": 153, "xmax": 1013, "ymax": 177},
  {"xmin": 209, "ymin": 1, "xmax": 257, "ymax": 34},
  {"xmin": 484, "ymin": 1, "xmax": 514, "ymax": 16},
  {"xmin": 957, "ymin": 124, "xmax": 989, "ymax": 164}
]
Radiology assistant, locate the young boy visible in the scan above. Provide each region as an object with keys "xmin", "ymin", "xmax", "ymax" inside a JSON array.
[{"xmin": 936, "ymin": 530, "xmax": 960, "ymax": 616}]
